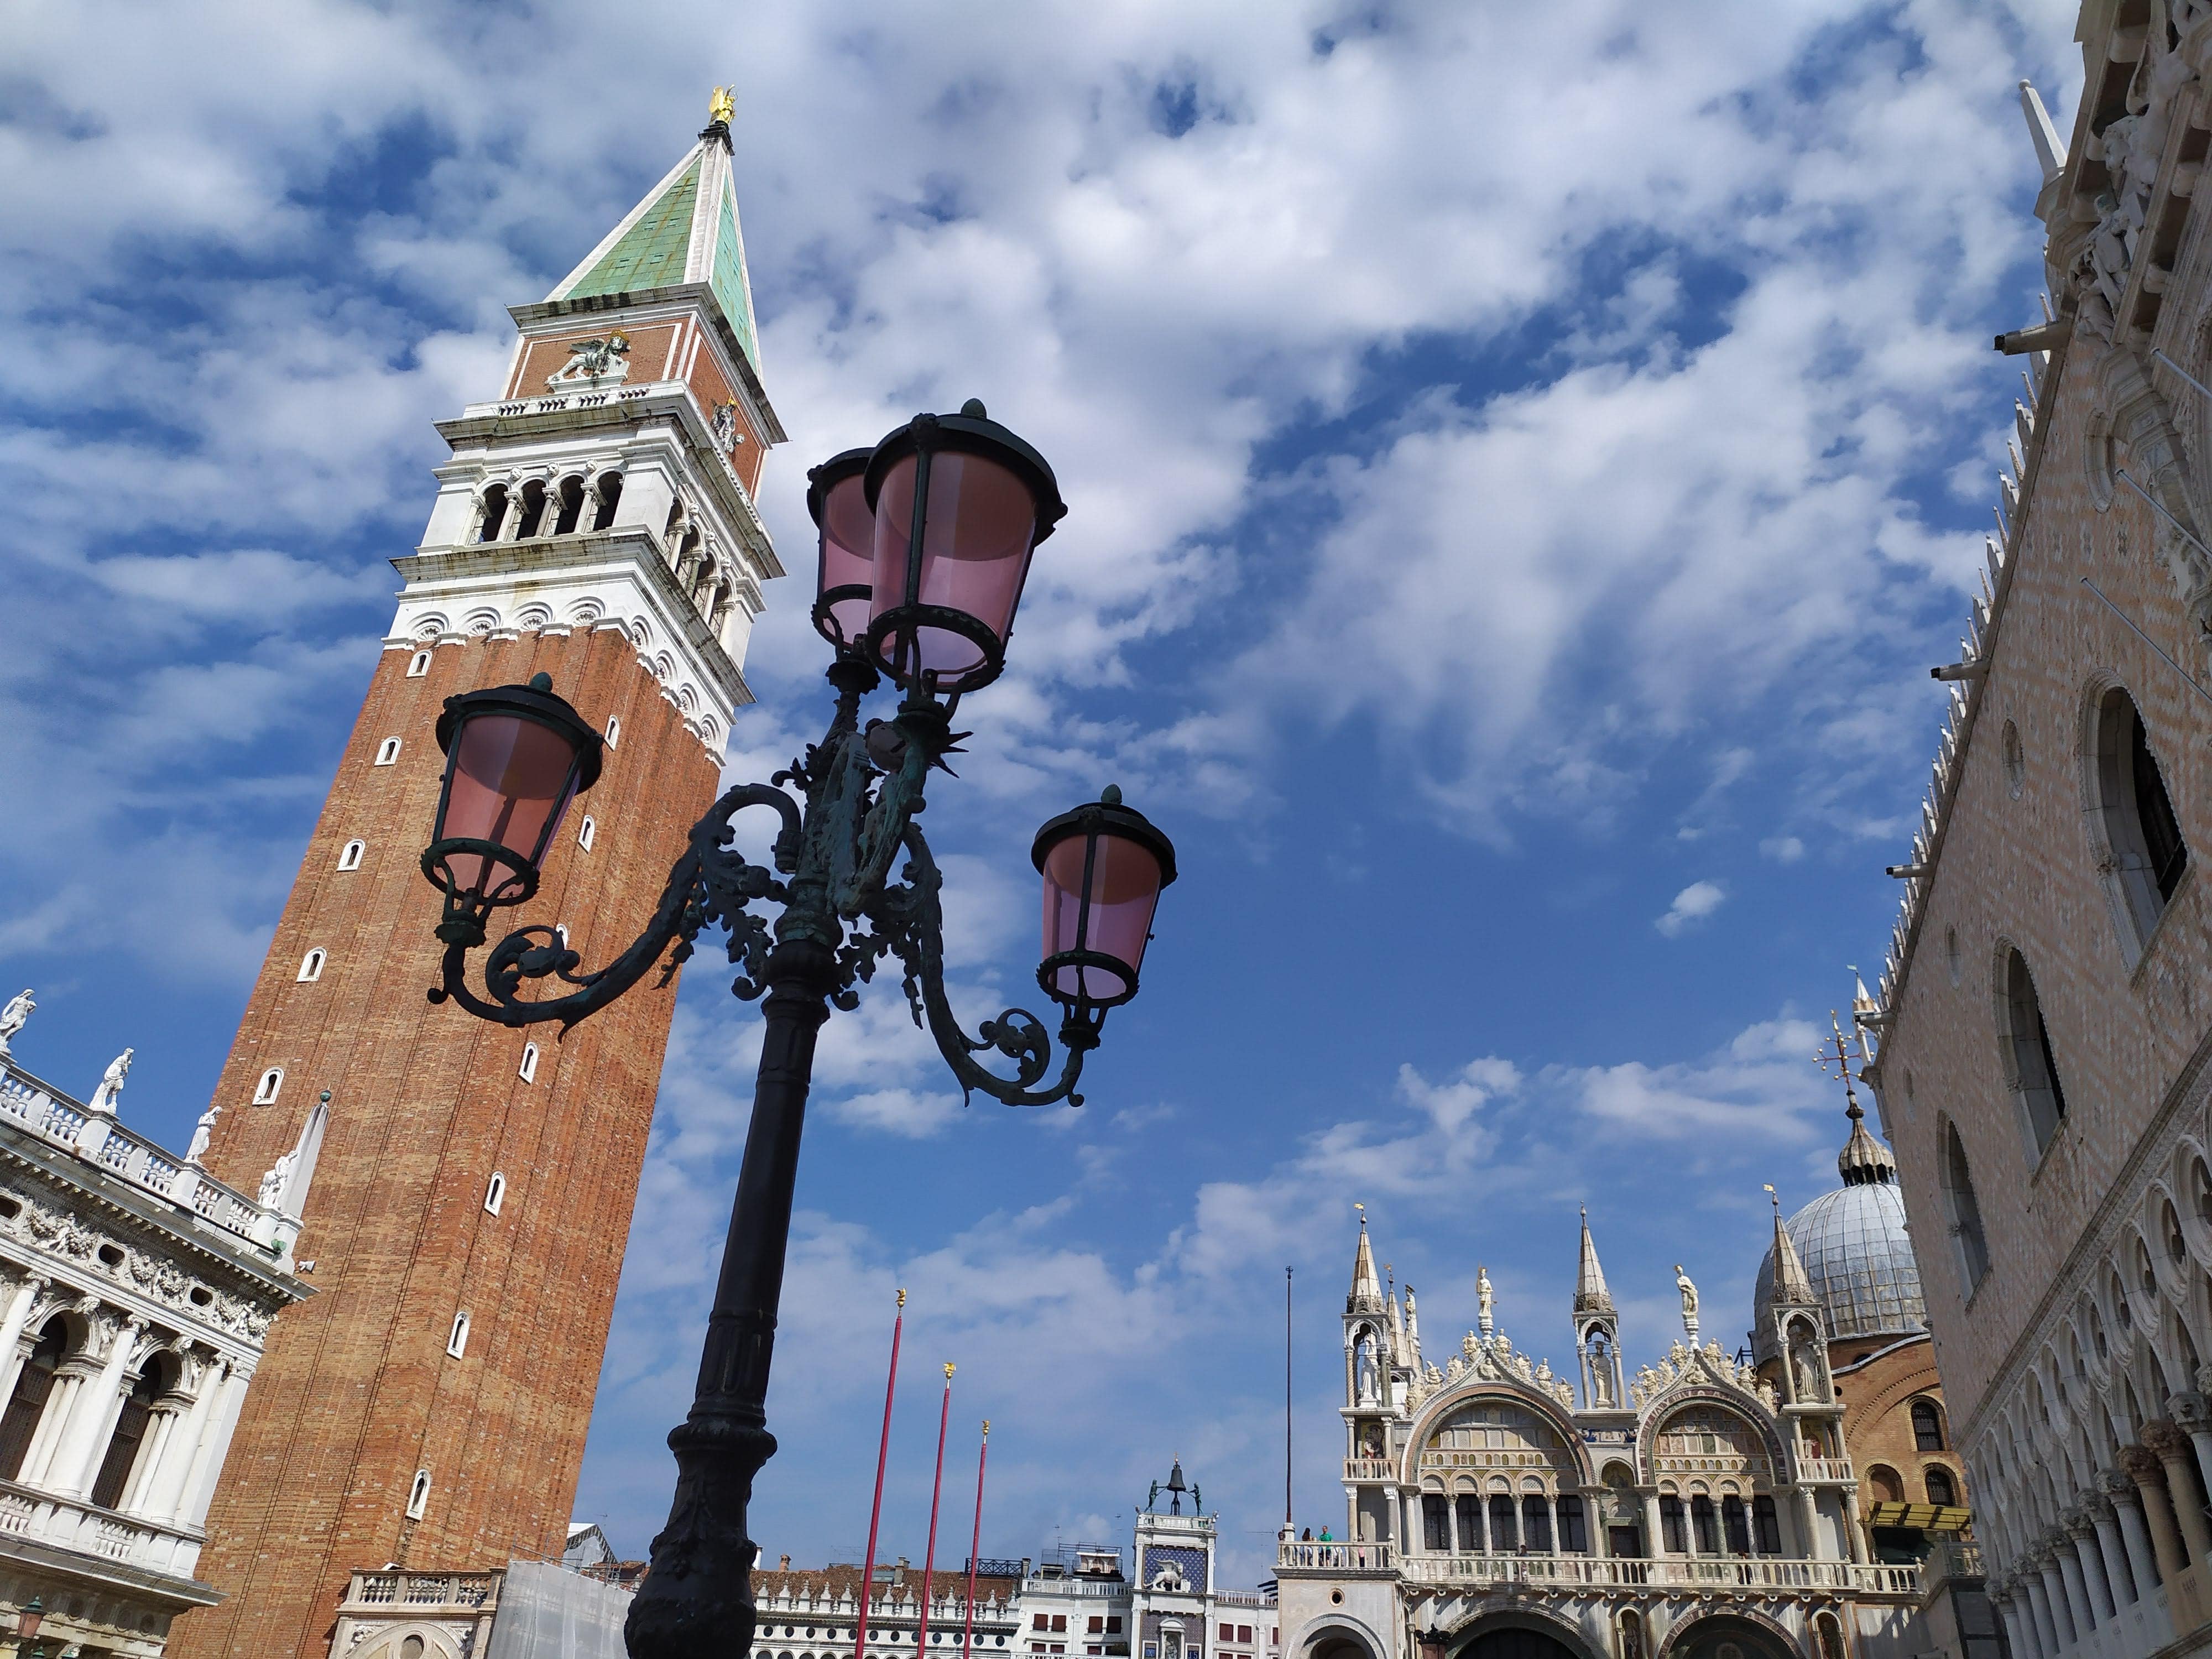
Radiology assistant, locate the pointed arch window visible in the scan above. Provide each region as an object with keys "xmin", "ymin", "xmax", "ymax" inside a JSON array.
[
  {"xmin": 1940, "ymin": 1124, "xmax": 1990, "ymax": 1291},
  {"xmin": 337, "ymin": 839, "xmax": 366, "ymax": 872},
  {"xmin": 253, "ymin": 1067, "xmax": 284, "ymax": 1105},
  {"xmin": 447, "ymin": 1310, "xmax": 471, "ymax": 1359},
  {"xmin": 406, "ymin": 1467, "xmax": 431, "ymax": 1519},
  {"xmin": 2091, "ymin": 686, "xmax": 2189, "ymax": 957},
  {"xmin": 0, "ymin": 1318, "xmax": 67, "ymax": 1480},
  {"xmin": 1998, "ymin": 948, "xmax": 2067, "ymax": 1159},
  {"xmin": 484, "ymin": 1171, "xmax": 506, "ymax": 1215}
]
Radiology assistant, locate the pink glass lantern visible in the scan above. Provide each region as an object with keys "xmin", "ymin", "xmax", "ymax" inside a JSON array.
[
  {"xmin": 421, "ymin": 673, "xmax": 603, "ymax": 932},
  {"xmin": 806, "ymin": 447, "xmax": 876, "ymax": 649},
  {"xmin": 862, "ymin": 401, "xmax": 1065, "ymax": 694},
  {"xmin": 1030, "ymin": 786, "xmax": 1177, "ymax": 1009}
]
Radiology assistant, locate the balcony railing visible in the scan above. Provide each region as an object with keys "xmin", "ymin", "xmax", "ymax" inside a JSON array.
[
  {"xmin": 0, "ymin": 1477, "xmax": 207, "ymax": 1585},
  {"xmin": 1019, "ymin": 1577, "xmax": 1129, "ymax": 1598},
  {"xmin": 1345, "ymin": 1458, "xmax": 1392, "ymax": 1481},
  {"xmin": 1385, "ymin": 1552, "xmax": 1920, "ymax": 1597},
  {"xmin": 1276, "ymin": 1542, "xmax": 1397, "ymax": 1574},
  {"xmin": 343, "ymin": 1569, "xmax": 502, "ymax": 1613},
  {"xmin": 1793, "ymin": 1457, "xmax": 1855, "ymax": 1484},
  {"xmin": 0, "ymin": 1059, "xmax": 286, "ymax": 1257}
]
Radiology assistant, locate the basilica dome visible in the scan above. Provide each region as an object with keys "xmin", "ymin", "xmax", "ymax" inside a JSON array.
[{"xmin": 1751, "ymin": 1099, "xmax": 1927, "ymax": 1361}]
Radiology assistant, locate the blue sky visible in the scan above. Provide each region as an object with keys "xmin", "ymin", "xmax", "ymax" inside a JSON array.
[{"xmin": 3, "ymin": 0, "xmax": 2071, "ymax": 1588}]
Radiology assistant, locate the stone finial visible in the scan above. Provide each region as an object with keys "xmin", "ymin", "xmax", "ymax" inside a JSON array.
[{"xmin": 2018, "ymin": 81, "xmax": 2067, "ymax": 184}]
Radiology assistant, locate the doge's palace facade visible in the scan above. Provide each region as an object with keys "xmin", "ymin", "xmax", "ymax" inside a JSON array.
[{"xmin": 1863, "ymin": 3, "xmax": 2212, "ymax": 1658}]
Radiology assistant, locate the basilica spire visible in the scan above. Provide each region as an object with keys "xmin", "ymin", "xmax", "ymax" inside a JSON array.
[
  {"xmin": 1764, "ymin": 1187, "xmax": 1818, "ymax": 1308},
  {"xmin": 1573, "ymin": 1207, "xmax": 1614, "ymax": 1317},
  {"xmin": 1347, "ymin": 1207, "xmax": 1384, "ymax": 1314},
  {"xmin": 548, "ymin": 87, "xmax": 764, "ymax": 377}
]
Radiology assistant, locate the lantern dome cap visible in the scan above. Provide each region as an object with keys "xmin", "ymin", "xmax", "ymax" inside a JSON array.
[
  {"xmin": 434, "ymin": 680, "xmax": 606, "ymax": 794},
  {"xmin": 1030, "ymin": 787, "xmax": 1178, "ymax": 889},
  {"xmin": 863, "ymin": 404, "xmax": 1067, "ymax": 547}
]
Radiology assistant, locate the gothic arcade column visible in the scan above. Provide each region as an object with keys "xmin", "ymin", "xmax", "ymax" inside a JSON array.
[
  {"xmin": 2051, "ymin": 1528, "xmax": 2095, "ymax": 1639},
  {"xmin": 2171, "ymin": 1392, "xmax": 2212, "ymax": 1512},
  {"xmin": 2008, "ymin": 1584, "xmax": 2053, "ymax": 1659},
  {"xmin": 2090, "ymin": 1490, "xmax": 2138, "ymax": 1606},
  {"xmin": 2106, "ymin": 1467, "xmax": 2164, "ymax": 1592},
  {"xmin": 2022, "ymin": 1561, "xmax": 2063, "ymax": 1657},
  {"xmin": 1839, "ymin": 1488, "xmax": 1867, "ymax": 1564},
  {"xmin": 2068, "ymin": 1510, "xmax": 2115, "ymax": 1622},
  {"xmin": 2145, "ymin": 1422, "xmax": 2212, "ymax": 1563},
  {"xmin": 2121, "ymin": 1444, "xmax": 2189, "ymax": 1583}
]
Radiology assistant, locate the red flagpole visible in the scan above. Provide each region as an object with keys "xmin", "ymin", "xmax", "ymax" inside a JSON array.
[
  {"xmin": 916, "ymin": 1364, "xmax": 955, "ymax": 1659},
  {"xmin": 854, "ymin": 1290, "xmax": 906, "ymax": 1659},
  {"xmin": 961, "ymin": 1421, "xmax": 990, "ymax": 1659}
]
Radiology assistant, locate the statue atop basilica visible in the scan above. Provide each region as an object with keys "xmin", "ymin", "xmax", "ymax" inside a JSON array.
[{"xmin": 1673, "ymin": 1264, "xmax": 1700, "ymax": 1343}]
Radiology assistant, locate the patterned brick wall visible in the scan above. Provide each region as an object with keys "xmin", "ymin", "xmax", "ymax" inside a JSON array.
[{"xmin": 169, "ymin": 628, "xmax": 720, "ymax": 1659}]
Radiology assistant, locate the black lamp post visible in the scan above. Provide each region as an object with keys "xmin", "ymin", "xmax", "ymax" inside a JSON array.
[{"xmin": 419, "ymin": 401, "xmax": 1175, "ymax": 1659}]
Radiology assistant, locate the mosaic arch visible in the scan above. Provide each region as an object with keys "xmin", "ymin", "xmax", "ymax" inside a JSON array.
[{"xmin": 1405, "ymin": 1385, "xmax": 1591, "ymax": 1489}]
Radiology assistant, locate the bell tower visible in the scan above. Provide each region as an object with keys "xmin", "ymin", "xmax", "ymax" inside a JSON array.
[{"xmin": 170, "ymin": 98, "xmax": 784, "ymax": 1659}]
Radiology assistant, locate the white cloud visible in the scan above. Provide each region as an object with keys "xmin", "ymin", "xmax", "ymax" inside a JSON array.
[
  {"xmin": 1761, "ymin": 836, "xmax": 1807, "ymax": 863},
  {"xmin": 1655, "ymin": 880, "xmax": 1727, "ymax": 936}
]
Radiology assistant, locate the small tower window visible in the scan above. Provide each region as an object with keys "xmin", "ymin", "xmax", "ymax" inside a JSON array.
[
  {"xmin": 592, "ymin": 471, "xmax": 623, "ymax": 531},
  {"xmin": 477, "ymin": 484, "xmax": 508, "ymax": 543},
  {"xmin": 337, "ymin": 840, "xmax": 366, "ymax": 872},
  {"xmin": 374, "ymin": 737, "xmax": 401, "ymax": 766},
  {"xmin": 447, "ymin": 1311, "xmax": 470, "ymax": 1358},
  {"xmin": 297, "ymin": 949, "xmax": 326, "ymax": 983},
  {"xmin": 514, "ymin": 479, "xmax": 548, "ymax": 539},
  {"xmin": 518, "ymin": 1042, "xmax": 539, "ymax": 1084},
  {"xmin": 253, "ymin": 1067, "xmax": 284, "ymax": 1105},
  {"xmin": 578, "ymin": 815, "xmax": 596, "ymax": 852},
  {"xmin": 406, "ymin": 1468, "xmax": 431, "ymax": 1520},
  {"xmin": 554, "ymin": 476, "xmax": 586, "ymax": 535},
  {"xmin": 604, "ymin": 716, "xmax": 621, "ymax": 750},
  {"xmin": 484, "ymin": 1172, "xmax": 506, "ymax": 1215},
  {"xmin": 406, "ymin": 649, "xmax": 432, "ymax": 678}
]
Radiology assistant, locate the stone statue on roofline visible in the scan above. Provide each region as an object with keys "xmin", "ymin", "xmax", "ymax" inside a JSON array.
[
  {"xmin": 88, "ymin": 1048, "xmax": 132, "ymax": 1115},
  {"xmin": 0, "ymin": 990, "xmax": 32, "ymax": 1056},
  {"xmin": 1674, "ymin": 1264, "xmax": 1699, "ymax": 1343},
  {"xmin": 185, "ymin": 1103, "xmax": 222, "ymax": 1168}
]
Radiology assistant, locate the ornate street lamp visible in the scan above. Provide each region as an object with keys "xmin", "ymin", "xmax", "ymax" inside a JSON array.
[{"xmin": 419, "ymin": 402, "xmax": 1175, "ymax": 1659}]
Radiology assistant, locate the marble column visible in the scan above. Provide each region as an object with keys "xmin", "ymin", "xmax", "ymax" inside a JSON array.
[
  {"xmin": 18, "ymin": 1366, "xmax": 85, "ymax": 1487},
  {"xmin": 2040, "ymin": 1551, "xmax": 2079, "ymax": 1650},
  {"xmin": 2146, "ymin": 1422, "xmax": 2212, "ymax": 1563},
  {"xmin": 2171, "ymin": 1392, "xmax": 2212, "ymax": 1518},
  {"xmin": 2107, "ymin": 1467, "xmax": 2164, "ymax": 1591},
  {"xmin": 1840, "ymin": 1488, "xmax": 1867, "ymax": 1564},
  {"xmin": 1794, "ymin": 1489, "xmax": 1824, "ymax": 1561},
  {"xmin": 0, "ymin": 1276, "xmax": 46, "ymax": 1407},
  {"xmin": 1588, "ymin": 1489, "xmax": 1611, "ymax": 1558},
  {"xmin": 2070, "ymin": 1509, "xmax": 2116, "ymax": 1621},
  {"xmin": 2025, "ymin": 1563, "xmax": 2063, "ymax": 1659},
  {"xmin": 1641, "ymin": 1492, "xmax": 1664, "ymax": 1558},
  {"xmin": 2121, "ymin": 1444, "xmax": 2189, "ymax": 1584},
  {"xmin": 140, "ymin": 1354, "xmax": 221, "ymax": 1523},
  {"xmin": 180, "ymin": 1361, "xmax": 251, "ymax": 1529},
  {"xmin": 49, "ymin": 1314, "xmax": 142, "ymax": 1498},
  {"xmin": 2053, "ymin": 1528, "xmax": 2095, "ymax": 1639},
  {"xmin": 2092, "ymin": 1489, "xmax": 2138, "ymax": 1606}
]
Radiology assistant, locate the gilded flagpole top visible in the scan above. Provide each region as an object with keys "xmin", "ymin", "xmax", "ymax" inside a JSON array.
[{"xmin": 709, "ymin": 86, "xmax": 735, "ymax": 126}]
